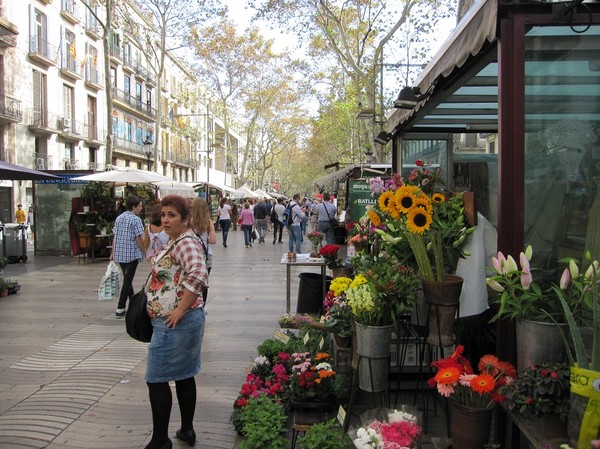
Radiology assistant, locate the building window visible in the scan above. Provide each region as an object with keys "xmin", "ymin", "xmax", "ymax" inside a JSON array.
[
  {"xmin": 124, "ymin": 74, "xmax": 130, "ymax": 97},
  {"xmin": 110, "ymin": 66, "xmax": 117, "ymax": 87},
  {"xmin": 63, "ymin": 84, "xmax": 74, "ymax": 122}
]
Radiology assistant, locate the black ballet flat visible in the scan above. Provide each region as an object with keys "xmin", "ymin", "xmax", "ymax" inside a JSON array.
[{"xmin": 175, "ymin": 428, "xmax": 196, "ymax": 446}]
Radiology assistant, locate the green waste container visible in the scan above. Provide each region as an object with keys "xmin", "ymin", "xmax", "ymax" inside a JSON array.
[{"xmin": 297, "ymin": 272, "xmax": 332, "ymax": 315}]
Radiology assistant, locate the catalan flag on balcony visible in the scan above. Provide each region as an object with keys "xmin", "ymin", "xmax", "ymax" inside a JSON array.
[
  {"xmin": 80, "ymin": 53, "xmax": 89, "ymax": 70},
  {"xmin": 69, "ymin": 41, "xmax": 76, "ymax": 59}
]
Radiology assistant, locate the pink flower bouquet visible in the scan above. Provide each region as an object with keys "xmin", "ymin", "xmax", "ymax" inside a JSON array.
[{"xmin": 351, "ymin": 407, "xmax": 422, "ymax": 449}]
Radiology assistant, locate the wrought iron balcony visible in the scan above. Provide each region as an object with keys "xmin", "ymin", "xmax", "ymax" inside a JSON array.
[
  {"xmin": 111, "ymin": 86, "xmax": 156, "ymax": 118},
  {"xmin": 29, "ymin": 35, "xmax": 57, "ymax": 67},
  {"xmin": 60, "ymin": 53, "xmax": 83, "ymax": 80},
  {"xmin": 60, "ymin": 0, "xmax": 79, "ymax": 24},
  {"xmin": 26, "ymin": 108, "xmax": 61, "ymax": 135},
  {"xmin": 84, "ymin": 65, "xmax": 103, "ymax": 90},
  {"xmin": 0, "ymin": 94, "xmax": 23, "ymax": 124}
]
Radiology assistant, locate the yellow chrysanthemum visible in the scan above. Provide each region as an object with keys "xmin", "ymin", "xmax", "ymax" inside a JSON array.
[
  {"xmin": 378, "ymin": 191, "xmax": 396, "ymax": 214},
  {"xmin": 406, "ymin": 206, "xmax": 432, "ymax": 234},
  {"xmin": 330, "ymin": 277, "xmax": 352, "ymax": 296},
  {"xmin": 394, "ymin": 186, "xmax": 418, "ymax": 214},
  {"xmin": 432, "ymin": 193, "xmax": 446, "ymax": 203},
  {"xmin": 367, "ymin": 209, "xmax": 382, "ymax": 226},
  {"xmin": 350, "ymin": 274, "xmax": 368, "ymax": 288}
]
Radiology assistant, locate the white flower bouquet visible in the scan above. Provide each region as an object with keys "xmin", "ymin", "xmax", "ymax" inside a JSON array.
[{"xmin": 350, "ymin": 407, "xmax": 422, "ymax": 449}]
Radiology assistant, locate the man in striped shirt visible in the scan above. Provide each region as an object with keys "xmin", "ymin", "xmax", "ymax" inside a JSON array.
[{"xmin": 112, "ymin": 195, "xmax": 145, "ymax": 317}]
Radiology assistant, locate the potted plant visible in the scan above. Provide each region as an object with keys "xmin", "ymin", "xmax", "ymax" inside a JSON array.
[
  {"xmin": 237, "ymin": 394, "xmax": 288, "ymax": 449},
  {"xmin": 428, "ymin": 345, "xmax": 516, "ymax": 449},
  {"xmin": 351, "ymin": 407, "xmax": 422, "ymax": 449},
  {"xmin": 0, "ymin": 277, "xmax": 9, "ymax": 297},
  {"xmin": 322, "ymin": 276, "xmax": 354, "ymax": 347},
  {"xmin": 289, "ymin": 352, "xmax": 337, "ymax": 408},
  {"xmin": 319, "ymin": 244, "xmax": 347, "ymax": 276},
  {"xmin": 297, "ymin": 418, "xmax": 352, "ymax": 449},
  {"xmin": 503, "ymin": 362, "xmax": 570, "ymax": 438},
  {"xmin": 553, "ymin": 252, "xmax": 600, "ymax": 448},
  {"xmin": 486, "ymin": 245, "xmax": 594, "ymax": 370},
  {"xmin": 307, "ymin": 232, "xmax": 323, "ymax": 258}
]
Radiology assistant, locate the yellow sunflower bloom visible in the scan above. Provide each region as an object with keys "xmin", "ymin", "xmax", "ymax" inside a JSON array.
[
  {"xmin": 394, "ymin": 186, "xmax": 417, "ymax": 214},
  {"xmin": 367, "ymin": 209, "xmax": 382, "ymax": 226},
  {"xmin": 432, "ymin": 193, "xmax": 446, "ymax": 203},
  {"xmin": 378, "ymin": 191, "xmax": 396, "ymax": 214},
  {"xmin": 406, "ymin": 206, "xmax": 432, "ymax": 234},
  {"xmin": 413, "ymin": 194, "xmax": 433, "ymax": 214}
]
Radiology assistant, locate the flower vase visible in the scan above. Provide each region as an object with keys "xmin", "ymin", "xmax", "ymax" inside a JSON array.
[
  {"xmin": 568, "ymin": 367, "xmax": 600, "ymax": 448},
  {"xmin": 310, "ymin": 243, "xmax": 320, "ymax": 258},
  {"xmin": 450, "ymin": 401, "xmax": 493, "ymax": 449},
  {"xmin": 354, "ymin": 322, "xmax": 393, "ymax": 392},
  {"xmin": 421, "ymin": 274, "xmax": 463, "ymax": 347},
  {"xmin": 515, "ymin": 318, "xmax": 568, "ymax": 371}
]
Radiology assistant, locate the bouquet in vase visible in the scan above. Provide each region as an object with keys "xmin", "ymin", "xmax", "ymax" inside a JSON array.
[{"xmin": 351, "ymin": 407, "xmax": 422, "ymax": 449}]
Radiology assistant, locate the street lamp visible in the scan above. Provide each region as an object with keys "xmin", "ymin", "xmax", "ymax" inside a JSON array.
[{"xmin": 143, "ymin": 135, "xmax": 154, "ymax": 171}]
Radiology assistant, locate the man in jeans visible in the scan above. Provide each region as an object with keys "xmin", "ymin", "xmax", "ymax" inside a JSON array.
[
  {"xmin": 287, "ymin": 193, "xmax": 306, "ymax": 253},
  {"xmin": 253, "ymin": 198, "xmax": 269, "ymax": 243},
  {"xmin": 111, "ymin": 195, "xmax": 145, "ymax": 317}
]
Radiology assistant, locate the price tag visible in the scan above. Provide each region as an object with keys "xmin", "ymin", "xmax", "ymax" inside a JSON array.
[
  {"xmin": 273, "ymin": 329, "xmax": 290, "ymax": 344},
  {"xmin": 337, "ymin": 405, "xmax": 346, "ymax": 426},
  {"xmin": 319, "ymin": 336, "xmax": 325, "ymax": 349},
  {"xmin": 303, "ymin": 332, "xmax": 310, "ymax": 345}
]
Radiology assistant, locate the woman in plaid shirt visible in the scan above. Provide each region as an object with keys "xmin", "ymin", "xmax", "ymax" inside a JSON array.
[{"xmin": 143, "ymin": 195, "xmax": 208, "ymax": 449}]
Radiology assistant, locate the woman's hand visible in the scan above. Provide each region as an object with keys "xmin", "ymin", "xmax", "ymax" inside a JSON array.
[{"xmin": 164, "ymin": 307, "xmax": 187, "ymax": 328}]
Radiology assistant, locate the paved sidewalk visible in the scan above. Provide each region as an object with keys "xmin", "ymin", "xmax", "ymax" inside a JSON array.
[{"xmin": 0, "ymin": 229, "xmax": 324, "ymax": 449}]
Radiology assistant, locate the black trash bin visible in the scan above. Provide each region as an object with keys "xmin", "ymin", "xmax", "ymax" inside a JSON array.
[{"xmin": 296, "ymin": 272, "xmax": 332, "ymax": 315}]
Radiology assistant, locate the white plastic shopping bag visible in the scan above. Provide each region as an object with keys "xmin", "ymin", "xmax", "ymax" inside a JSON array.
[{"xmin": 98, "ymin": 261, "xmax": 122, "ymax": 301}]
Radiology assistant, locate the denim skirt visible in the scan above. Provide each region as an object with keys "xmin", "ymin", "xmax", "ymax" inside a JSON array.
[{"xmin": 145, "ymin": 307, "xmax": 205, "ymax": 383}]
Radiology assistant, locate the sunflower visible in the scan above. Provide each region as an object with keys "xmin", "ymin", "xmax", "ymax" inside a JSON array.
[
  {"xmin": 378, "ymin": 191, "xmax": 396, "ymax": 214},
  {"xmin": 432, "ymin": 193, "xmax": 446, "ymax": 203},
  {"xmin": 434, "ymin": 367, "xmax": 461, "ymax": 385},
  {"xmin": 470, "ymin": 374, "xmax": 496, "ymax": 394},
  {"xmin": 413, "ymin": 194, "xmax": 433, "ymax": 214},
  {"xmin": 406, "ymin": 206, "xmax": 432, "ymax": 234},
  {"xmin": 367, "ymin": 209, "xmax": 382, "ymax": 226},
  {"xmin": 394, "ymin": 186, "xmax": 418, "ymax": 213}
]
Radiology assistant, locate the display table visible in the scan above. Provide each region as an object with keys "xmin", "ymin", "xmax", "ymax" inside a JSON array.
[
  {"xmin": 504, "ymin": 411, "xmax": 568, "ymax": 449},
  {"xmin": 280, "ymin": 254, "xmax": 326, "ymax": 313}
]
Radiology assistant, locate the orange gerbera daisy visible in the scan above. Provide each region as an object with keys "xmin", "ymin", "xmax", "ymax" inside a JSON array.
[
  {"xmin": 471, "ymin": 374, "xmax": 496, "ymax": 394},
  {"xmin": 498, "ymin": 361, "xmax": 517, "ymax": 379},
  {"xmin": 478, "ymin": 354, "xmax": 501, "ymax": 375},
  {"xmin": 314, "ymin": 353, "xmax": 330, "ymax": 361},
  {"xmin": 434, "ymin": 367, "xmax": 461, "ymax": 385}
]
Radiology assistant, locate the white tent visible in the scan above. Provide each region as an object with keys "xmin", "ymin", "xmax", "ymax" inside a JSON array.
[
  {"xmin": 253, "ymin": 188, "xmax": 272, "ymax": 199},
  {"xmin": 236, "ymin": 185, "xmax": 261, "ymax": 198},
  {"xmin": 154, "ymin": 181, "xmax": 197, "ymax": 198}
]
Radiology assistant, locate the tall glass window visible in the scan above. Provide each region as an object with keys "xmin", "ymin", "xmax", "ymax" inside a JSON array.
[{"xmin": 524, "ymin": 25, "xmax": 600, "ymax": 268}]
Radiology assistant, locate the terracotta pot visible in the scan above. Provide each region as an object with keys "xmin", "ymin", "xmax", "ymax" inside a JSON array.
[
  {"xmin": 450, "ymin": 401, "xmax": 493, "ymax": 449},
  {"xmin": 0, "ymin": 289, "xmax": 8, "ymax": 298},
  {"xmin": 421, "ymin": 274, "xmax": 463, "ymax": 346}
]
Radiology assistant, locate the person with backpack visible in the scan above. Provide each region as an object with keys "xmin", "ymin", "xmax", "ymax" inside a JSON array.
[
  {"xmin": 271, "ymin": 197, "xmax": 285, "ymax": 244},
  {"xmin": 314, "ymin": 192, "xmax": 338, "ymax": 245},
  {"xmin": 143, "ymin": 204, "xmax": 169, "ymax": 262},
  {"xmin": 285, "ymin": 193, "xmax": 306, "ymax": 254}
]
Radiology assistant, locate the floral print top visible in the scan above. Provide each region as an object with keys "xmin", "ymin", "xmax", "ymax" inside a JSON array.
[{"xmin": 146, "ymin": 230, "xmax": 207, "ymax": 318}]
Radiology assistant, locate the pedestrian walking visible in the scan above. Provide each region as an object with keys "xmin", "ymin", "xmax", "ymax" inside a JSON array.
[
  {"xmin": 287, "ymin": 194, "xmax": 305, "ymax": 253},
  {"xmin": 216, "ymin": 198, "xmax": 232, "ymax": 247},
  {"xmin": 144, "ymin": 195, "xmax": 208, "ymax": 449},
  {"xmin": 253, "ymin": 198, "xmax": 268, "ymax": 243},
  {"xmin": 271, "ymin": 197, "xmax": 285, "ymax": 244},
  {"xmin": 191, "ymin": 197, "xmax": 216, "ymax": 304},
  {"xmin": 143, "ymin": 204, "xmax": 169, "ymax": 261},
  {"xmin": 239, "ymin": 201, "xmax": 255, "ymax": 248},
  {"xmin": 111, "ymin": 195, "xmax": 145, "ymax": 317},
  {"xmin": 315, "ymin": 192, "xmax": 338, "ymax": 245}
]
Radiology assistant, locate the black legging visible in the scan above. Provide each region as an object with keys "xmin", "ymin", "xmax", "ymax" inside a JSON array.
[
  {"xmin": 219, "ymin": 219, "xmax": 231, "ymax": 245},
  {"xmin": 146, "ymin": 377, "xmax": 196, "ymax": 448},
  {"xmin": 272, "ymin": 220, "xmax": 283, "ymax": 243}
]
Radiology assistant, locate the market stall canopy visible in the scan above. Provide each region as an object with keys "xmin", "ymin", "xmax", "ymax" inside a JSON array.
[
  {"xmin": 0, "ymin": 160, "xmax": 61, "ymax": 180},
  {"xmin": 314, "ymin": 165, "xmax": 357, "ymax": 188},
  {"xmin": 71, "ymin": 167, "xmax": 173, "ymax": 185},
  {"xmin": 235, "ymin": 185, "xmax": 261, "ymax": 198},
  {"xmin": 154, "ymin": 181, "xmax": 197, "ymax": 198},
  {"xmin": 253, "ymin": 188, "xmax": 272, "ymax": 199}
]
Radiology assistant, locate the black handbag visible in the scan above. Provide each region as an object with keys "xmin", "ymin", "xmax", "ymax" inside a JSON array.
[{"xmin": 125, "ymin": 288, "xmax": 152, "ymax": 342}]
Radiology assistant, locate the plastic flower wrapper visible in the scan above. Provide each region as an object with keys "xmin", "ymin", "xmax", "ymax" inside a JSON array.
[{"xmin": 349, "ymin": 406, "xmax": 422, "ymax": 449}]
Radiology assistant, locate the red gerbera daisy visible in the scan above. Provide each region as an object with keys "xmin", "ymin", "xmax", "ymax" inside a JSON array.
[
  {"xmin": 478, "ymin": 354, "xmax": 501, "ymax": 375},
  {"xmin": 434, "ymin": 367, "xmax": 461, "ymax": 385}
]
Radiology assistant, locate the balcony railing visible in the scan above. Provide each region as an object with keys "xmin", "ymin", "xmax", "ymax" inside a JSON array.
[
  {"xmin": 60, "ymin": 53, "xmax": 83, "ymax": 79},
  {"xmin": 88, "ymin": 161, "xmax": 103, "ymax": 170},
  {"xmin": 60, "ymin": 0, "xmax": 79, "ymax": 23},
  {"xmin": 29, "ymin": 35, "xmax": 58, "ymax": 66},
  {"xmin": 109, "ymin": 44, "xmax": 122, "ymax": 62},
  {"xmin": 84, "ymin": 123, "xmax": 105, "ymax": 143},
  {"xmin": 0, "ymin": 94, "xmax": 23, "ymax": 123},
  {"xmin": 26, "ymin": 108, "xmax": 62, "ymax": 133},
  {"xmin": 33, "ymin": 153, "xmax": 54, "ymax": 170},
  {"xmin": 63, "ymin": 158, "xmax": 80, "ymax": 170},
  {"xmin": 111, "ymin": 86, "xmax": 156, "ymax": 118},
  {"xmin": 85, "ymin": 65, "xmax": 103, "ymax": 89},
  {"xmin": 85, "ymin": 13, "xmax": 102, "ymax": 39},
  {"xmin": 114, "ymin": 136, "xmax": 147, "ymax": 156}
]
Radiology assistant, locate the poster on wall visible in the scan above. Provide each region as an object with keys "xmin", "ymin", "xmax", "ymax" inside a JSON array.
[{"xmin": 347, "ymin": 179, "xmax": 378, "ymax": 224}]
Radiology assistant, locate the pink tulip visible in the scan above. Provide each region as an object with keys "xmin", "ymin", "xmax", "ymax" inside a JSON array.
[{"xmin": 559, "ymin": 268, "xmax": 570, "ymax": 290}]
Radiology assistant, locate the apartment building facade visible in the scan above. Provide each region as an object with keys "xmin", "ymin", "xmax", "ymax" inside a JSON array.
[{"xmin": 0, "ymin": 0, "xmax": 241, "ymax": 225}]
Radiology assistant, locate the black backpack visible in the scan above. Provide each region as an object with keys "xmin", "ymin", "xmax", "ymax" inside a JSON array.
[{"xmin": 282, "ymin": 204, "xmax": 294, "ymax": 226}]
